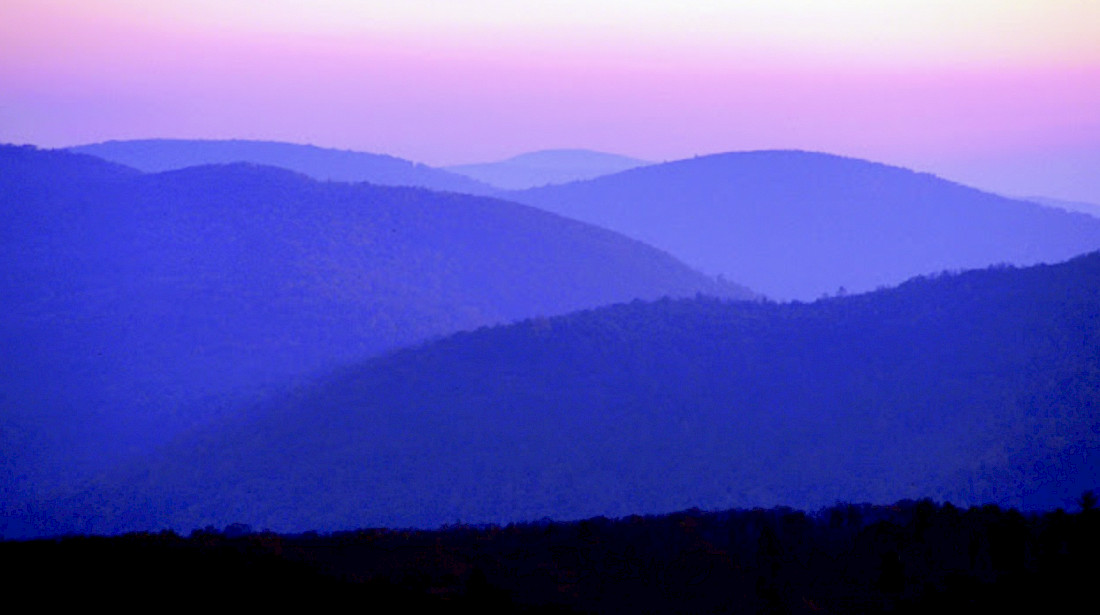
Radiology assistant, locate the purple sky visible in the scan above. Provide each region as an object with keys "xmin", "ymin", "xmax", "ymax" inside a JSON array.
[{"xmin": 2, "ymin": 1, "xmax": 1098, "ymax": 201}]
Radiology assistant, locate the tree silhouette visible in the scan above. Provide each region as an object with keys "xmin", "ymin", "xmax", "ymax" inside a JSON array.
[{"xmin": 1077, "ymin": 490, "xmax": 1097, "ymax": 512}]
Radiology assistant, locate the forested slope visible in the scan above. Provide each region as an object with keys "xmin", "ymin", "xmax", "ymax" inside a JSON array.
[
  {"xmin": 1, "ymin": 145, "xmax": 747, "ymax": 512},
  {"xmin": 45, "ymin": 252, "xmax": 1100, "ymax": 534}
]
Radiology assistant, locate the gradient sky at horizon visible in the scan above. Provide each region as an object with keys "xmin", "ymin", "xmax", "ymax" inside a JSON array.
[{"xmin": 2, "ymin": 1, "xmax": 1098, "ymax": 200}]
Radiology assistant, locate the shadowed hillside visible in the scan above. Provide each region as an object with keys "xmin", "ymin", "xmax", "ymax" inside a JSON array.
[
  {"xmin": 509, "ymin": 150, "xmax": 1100, "ymax": 300},
  {"xmin": 0, "ymin": 144, "xmax": 749, "ymax": 513},
  {"xmin": 43, "ymin": 252, "xmax": 1100, "ymax": 535},
  {"xmin": 70, "ymin": 139, "xmax": 497, "ymax": 195},
  {"xmin": 446, "ymin": 149, "xmax": 650, "ymax": 190}
]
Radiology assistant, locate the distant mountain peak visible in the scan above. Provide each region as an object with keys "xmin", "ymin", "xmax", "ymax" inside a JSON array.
[
  {"xmin": 68, "ymin": 138, "xmax": 497, "ymax": 195},
  {"xmin": 508, "ymin": 149, "xmax": 1100, "ymax": 300},
  {"xmin": 445, "ymin": 149, "xmax": 651, "ymax": 190},
  {"xmin": 503, "ymin": 148, "xmax": 650, "ymax": 165}
]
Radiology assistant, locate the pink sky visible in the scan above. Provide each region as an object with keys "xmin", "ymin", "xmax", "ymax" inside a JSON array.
[{"xmin": 2, "ymin": 1, "xmax": 1098, "ymax": 200}]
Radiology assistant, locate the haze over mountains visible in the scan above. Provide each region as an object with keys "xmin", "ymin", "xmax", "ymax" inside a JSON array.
[
  {"xmin": 7, "ymin": 137, "xmax": 1100, "ymax": 540},
  {"xmin": 509, "ymin": 150, "xmax": 1100, "ymax": 300},
  {"xmin": 69, "ymin": 141, "xmax": 1100, "ymax": 302},
  {"xmin": 1025, "ymin": 195, "xmax": 1100, "ymax": 219},
  {"xmin": 69, "ymin": 139, "xmax": 497, "ymax": 195},
  {"xmin": 1, "ymin": 144, "xmax": 746, "ymax": 515},
  {"xmin": 445, "ymin": 149, "xmax": 651, "ymax": 190},
  {"xmin": 41, "ymin": 252, "xmax": 1100, "ymax": 535}
]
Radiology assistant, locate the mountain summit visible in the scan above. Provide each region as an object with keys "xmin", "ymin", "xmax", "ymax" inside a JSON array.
[
  {"xmin": 70, "ymin": 139, "xmax": 497, "ymax": 194},
  {"xmin": 510, "ymin": 150, "xmax": 1100, "ymax": 300},
  {"xmin": 446, "ymin": 149, "xmax": 650, "ymax": 190}
]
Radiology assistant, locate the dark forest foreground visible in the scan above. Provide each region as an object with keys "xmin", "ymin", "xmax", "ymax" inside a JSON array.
[{"xmin": 4, "ymin": 498, "xmax": 1098, "ymax": 612}]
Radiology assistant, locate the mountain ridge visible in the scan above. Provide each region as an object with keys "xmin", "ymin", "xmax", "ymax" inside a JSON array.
[
  {"xmin": 508, "ymin": 149, "xmax": 1100, "ymax": 300},
  {"xmin": 38, "ymin": 251, "xmax": 1100, "ymax": 534},
  {"xmin": 1, "ymin": 144, "xmax": 750, "ymax": 513},
  {"xmin": 446, "ymin": 148, "xmax": 650, "ymax": 190},
  {"xmin": 69, "ymin": 138, "xmax": 499, "ymax": 195}
]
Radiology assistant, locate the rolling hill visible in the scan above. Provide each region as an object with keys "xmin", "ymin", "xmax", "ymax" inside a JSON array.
[
  {"xmin": 0, "ymin": 144, "xmax": 749, "ymax": 513},
  {"xmin": 508, "ymin": 150, "xmax": 1100, "ymax": 300},
  {"xmin": 69, "ymin": 139, "xmax": 497, "ymax": 195},
  {"xmin": 446, "ymin": 149, "xmax": 651, "ymax": 190},
  {"xmin": 41, "ymin": 252, "xmax": 1100, "ymax": 535}
]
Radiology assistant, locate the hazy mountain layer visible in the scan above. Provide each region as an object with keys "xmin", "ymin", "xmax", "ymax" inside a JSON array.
[
  {"xmin": 509, "ymin": 150, "xmax": 1100, "ymax": 300},
  {"xmin": 446, "ymin": 149, "xmax": 650, "ymax": 190},
  {"xmin": 1025, "ymin": 195, "xmax": 1100, "ymax": 219},
  {"xmin": 45, "ymin": 252, "xmax": 1100, "ymax": 535},
  {"xmin": 0, "ymin": 145, "xmax": 748, "ymax": 509},
  {"xmin": 70, "ymin": 139, "xmax": 497, "ymax": 195}
]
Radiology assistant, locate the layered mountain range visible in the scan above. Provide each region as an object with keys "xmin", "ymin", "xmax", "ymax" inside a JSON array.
[
  {"xmin": 70, "ymin": 139, "xmax": 498, "ymax": 195},
  {"xmin": 35, "ymin": 252, "xmax": 1100, "ymax": 535},
  {"xmin": 445, "ymin": 149, "xmax": 651, "ymax": 190},
  {"xmin": 6, "ymin": 140, "xmax": 1099, "ymax": 538},
  {"xmin": 1, "ymin": 144, "xmax": 745, "ymax": 513}
]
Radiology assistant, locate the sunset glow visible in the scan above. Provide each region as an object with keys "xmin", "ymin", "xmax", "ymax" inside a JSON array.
[{"xmin": 2, "ymin": 0, "xmax": 1098, "ymax": 199}]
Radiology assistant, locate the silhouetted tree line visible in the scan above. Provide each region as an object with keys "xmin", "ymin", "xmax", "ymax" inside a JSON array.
[{"xmin": 4, "ymin": 497, "xmax": 1098, "ymax": 612}]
